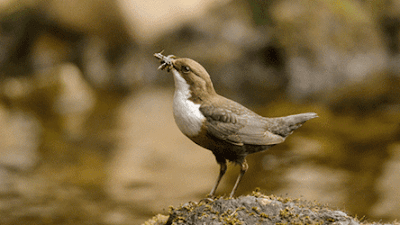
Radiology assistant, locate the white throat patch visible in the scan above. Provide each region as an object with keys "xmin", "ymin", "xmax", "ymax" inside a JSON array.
[{"xmin": 172, "ymin": 69, "xmax": 205, "ymax": 137}]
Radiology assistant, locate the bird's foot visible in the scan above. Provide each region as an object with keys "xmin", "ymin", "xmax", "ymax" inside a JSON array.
[
  {"xmin": 199, "ymin": 197, "xmax": 215, "ymax": 204},
  {"xmin": 199, "ymin": 194, "xmax": 220, "ymax": 204}
]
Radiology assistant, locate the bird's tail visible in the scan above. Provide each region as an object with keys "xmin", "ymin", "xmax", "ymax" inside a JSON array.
[{"xmin": 270, "ymin": 112, "xmax": 318, "ymax": 137}]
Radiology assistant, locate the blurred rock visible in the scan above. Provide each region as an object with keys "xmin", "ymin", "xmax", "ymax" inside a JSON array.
[
  {"xmin": 152, "ymin": 0, "xmax": 391, "ymax": 104},
  {"xmin": 0, "ymin": 0, "xmax": 141, "ymax": 92},
  {"xmin": 270, "ymin": 0, "xmax": 388, "ymax": 99},
  {"xmin": 118, "ymin": 0, "xmax": 229, "ymax": 44},
  {"xmin": 0, "ymin": 107, "xmax": 40, "ymax": 171},
  {"xmin": 153, "ymin": 0, "xmax": 287, "ymax": 106},
  {"xmin": 53, "ymin": 63, "xmax": 96, "ymax": 140},
  {"xmin": 44, "ymin": 0, "xmax": 131, "ymax": 47},
  {"xmin": 80, "ymin": 35, "xmax": 151, "ymax": 91}
]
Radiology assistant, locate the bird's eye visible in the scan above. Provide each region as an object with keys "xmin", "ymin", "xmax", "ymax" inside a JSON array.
[{"xmin": 182, "ymin": 66, "xmax": 191, "ymax": 73}]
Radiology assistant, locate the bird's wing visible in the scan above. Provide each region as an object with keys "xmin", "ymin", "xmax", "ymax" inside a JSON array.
[{"xmin": 200, "ymin": 102, "xmax": 285, "ymax": 146}]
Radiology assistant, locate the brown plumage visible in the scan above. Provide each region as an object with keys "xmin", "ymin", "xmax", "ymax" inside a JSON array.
[{"xmin": 154, "ymin": 52, "xmax": 318, "ymax": 198}]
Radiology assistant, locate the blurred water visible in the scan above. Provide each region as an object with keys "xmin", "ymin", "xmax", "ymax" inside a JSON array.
[{"xmin": 1, "ymin": 84, "xmax": 399, "ymax": 224}]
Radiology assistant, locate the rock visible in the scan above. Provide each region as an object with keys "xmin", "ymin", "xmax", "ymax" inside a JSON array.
[{"xmin": 144, "ymin": 191, "xmax": 359, "ymax": 225}]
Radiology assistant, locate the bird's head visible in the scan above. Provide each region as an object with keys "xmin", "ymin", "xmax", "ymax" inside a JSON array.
[{"xmin": 154, "ymin": 52, "xmax": 216, "ymax": 101}]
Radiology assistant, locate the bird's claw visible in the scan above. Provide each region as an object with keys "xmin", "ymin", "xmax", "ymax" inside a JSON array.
[
  {"xmin": 154, "ymin": 50, "xmax": 175, "ymax": 72},
  {"xmin": 199, "ymin": 197, "xmax": 215, "ymax": 204}
]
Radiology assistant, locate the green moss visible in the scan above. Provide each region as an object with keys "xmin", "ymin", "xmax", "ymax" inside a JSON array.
[
  {"xmin": 252, "ymin": 206, "xmax": 260, "ymax": 213},
  {"xmin": 155, "ymin": 190, "xmax": 360, "ymax": 225},
  {"xmin": 327, "ymin": 217, "xmax": 336, "ymax": 222}
]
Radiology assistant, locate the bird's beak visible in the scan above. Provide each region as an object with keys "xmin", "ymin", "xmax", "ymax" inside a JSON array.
[{"xmin": 154, "ymin": 51, "xmax": 176, "ymax": 72}]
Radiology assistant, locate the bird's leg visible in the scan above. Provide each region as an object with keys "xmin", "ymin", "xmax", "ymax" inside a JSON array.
[
  {"xmin": 209, "ymin": 161, "xmax": 227, "ymax": 197},
  {"xmin": 229, "ymin": 159, "xmax": 249, "ymax": 198}
]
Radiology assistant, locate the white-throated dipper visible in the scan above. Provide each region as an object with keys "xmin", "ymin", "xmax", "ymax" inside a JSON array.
[{"xmin": 154, "ymin": 51, "xmax": 318, "ymax": 198}]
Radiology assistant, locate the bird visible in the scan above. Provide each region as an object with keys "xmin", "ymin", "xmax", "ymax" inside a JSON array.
[{"xmin": 154, "ymin": 51, "xmax": 318, "ymax": 198}]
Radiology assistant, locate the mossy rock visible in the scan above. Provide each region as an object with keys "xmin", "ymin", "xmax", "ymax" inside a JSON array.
[{"xmin": 144, "ymin": 191, "xmax": 359, "ymax": 225}]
